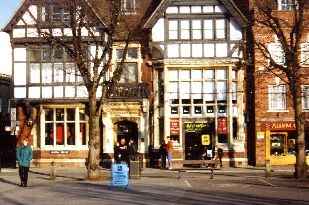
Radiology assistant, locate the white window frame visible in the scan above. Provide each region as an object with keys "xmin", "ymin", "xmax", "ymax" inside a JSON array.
[
  {"xmin": 278, "ymin": 0, "xmax": 293, "ymax": 10},
  {"xmin": 41, "ymin": 106, "xmax": 88, "ymax": 149},
  {"xmin": 302, "ymin": 85, "xmax": 309, "ymax": 111},
  {"xmin": 122, "ymin": 0, "xmax": 136, "ymax": 14},
  {"xmin": 301, "ymin": 43, "xmax": 309, "ymax": 65},
  {"xmin": 268, "ymin": 85, "xmax": 287, "ymax": 111},
  {"xmin": 268, "ymin": 43, "xmax": 285, "ymax": 65}
]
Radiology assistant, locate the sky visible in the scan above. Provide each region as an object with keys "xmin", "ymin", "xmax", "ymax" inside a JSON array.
[
  {"xmin": 0, "ymin": 0, "xmax": 21, "ymax": 75},
  {"xmin": 0, "ymin": 0, "xmax": 22, "ymax": 29}
]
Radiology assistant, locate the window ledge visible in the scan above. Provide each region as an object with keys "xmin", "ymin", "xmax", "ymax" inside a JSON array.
[{"xmin": 267, "ymin": 110, "xmax": 289, "ymax": 113}]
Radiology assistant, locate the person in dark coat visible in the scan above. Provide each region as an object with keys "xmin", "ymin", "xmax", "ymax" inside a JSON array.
[
  {"xmin": 128, "ymin": 139, "xmax": 137, "ymax": 157},
  {"xmin": 159, "ymin": 140, "xmax": 167, "ymax": 169},
  {"xmin": 16, "ymin": 138, "xmax": 33, "ymax": 187},
  {"xmin": 217, "ymin": 147, "xmax": 224, "ymax": 168},
  {"xmin": 118, "ymin": 138, "xmax": 128, "ymax": 163},
  {"xmin": 114, "ymin": 142, "xmax": 121, "ymax": 163}
]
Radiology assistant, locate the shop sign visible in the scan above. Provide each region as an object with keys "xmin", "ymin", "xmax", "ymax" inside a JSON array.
[
  {"xmin": 257, "ymin": 131, "xmax": 265, "ymax": 140},
  {"xmin": 185, "ymin": 123, "xmax": 209, "ymax": 132},
  {"xmin": 50, "ymin": 150, "xmax": 70, "ymax": 154},
  {"xmin": 217, "ymin": 117, "xmax": 227, "ymax": 135},
  {"xmin": 261, "ymin": 121, "xmax": 296, "ymax": 131},
  {"xmin": 111, "ymin": 163, "xmax": 129, "ymax": 189},
  {"xmin": 201, "ymin": 135, "xmax": 210, "ymax": 145},
  {"xmin": 170, "ymin": 118, "xmax": 180, "ymax": 135}
]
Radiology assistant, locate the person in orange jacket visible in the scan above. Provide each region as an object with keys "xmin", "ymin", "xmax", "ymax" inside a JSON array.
[{"xmin": 166, "ymin": 136, "xmax": 174, "ymax": 169}]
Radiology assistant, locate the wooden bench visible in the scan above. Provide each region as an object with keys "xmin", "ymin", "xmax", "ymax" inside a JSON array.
[{"xmin": 175, "ymin": 160, "xmax": 221, "ymax": 179}]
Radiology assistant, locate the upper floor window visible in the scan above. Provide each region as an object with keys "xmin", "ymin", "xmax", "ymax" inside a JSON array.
[
  {"xmin": 168, "ymin": 19, "xmax": 226, "ymax": 40},
  {"xmin": 278, "ymin": 0, "xmax": 293, "ymax": 10},
  {"xmin": 122, "ymin": 0, "xmax": 135, "ymax": 13},
  {"xmin": 302, "ymin": 85, "xmax": 309, "ymax": 110},
  {"xmin": 42, "ymin": 5, "xmax": 70, "ymax": 22},
  {"xmin": 301, "ymin": 43, "xmax": 309, "ymax": 65},
  {"xmin": 115, "ymin": 47, "xmax": 139, "ymax": 83},
  {"xmin": 268, "ymin": 43, "xmax": 285, "ymax": 65},
  {"xmin": 269, "ymin": 85, "xmax": 286, "ymax": 111}
]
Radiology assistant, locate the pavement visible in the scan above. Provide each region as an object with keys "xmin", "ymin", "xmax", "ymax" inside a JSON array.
[{"xmin": 0, "ymin": 165, "xmax": 308, "ymax": 205}]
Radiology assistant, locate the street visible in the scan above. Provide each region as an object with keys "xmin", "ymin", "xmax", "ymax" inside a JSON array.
[{"xmin": 0, "ymin": 167, "xmax": 308, "ymax": 205}]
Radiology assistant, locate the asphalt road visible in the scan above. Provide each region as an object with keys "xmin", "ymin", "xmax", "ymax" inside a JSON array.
[{"xmin": 0, "ymin": 168, "xmax": 308, "ymax": 205}]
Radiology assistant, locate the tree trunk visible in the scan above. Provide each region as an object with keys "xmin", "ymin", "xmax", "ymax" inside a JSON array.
[
  {"xmin": 291, "ymin": 78, "xmax": 308, "ymax": 178},
  {"xmin": 87, "ymin": 94, "xmax": 101, "ymax": 179}
]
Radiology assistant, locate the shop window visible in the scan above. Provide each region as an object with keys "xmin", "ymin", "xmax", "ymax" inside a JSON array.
[
  {"xmin": 270, "ymin": 133, "xmax": 287, "ymax": 156},
  {"xmin": 206, "ymin": 106, "xmax": 214, "ymax": 113},
  {"xmin": 43, "ymin": 107, "xmax": 87, "ymax": 147},
  {"xmin": 233, "ymin": 118, "xmax": 238, "ymax": 140},
  {"xmin": 218, "ymin": 105, "xmax": 226, "ymax": 114},
  {"xmin": 218, "ymin": 134, "xmax": 227, "ymax": 143}
]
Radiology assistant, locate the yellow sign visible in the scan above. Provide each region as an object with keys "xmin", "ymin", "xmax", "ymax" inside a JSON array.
[{"xmin": 201, "ymin": 135, "xmax": 210, "ymax": 145}]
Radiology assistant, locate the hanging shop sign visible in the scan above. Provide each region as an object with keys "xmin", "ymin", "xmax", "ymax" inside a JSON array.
[
  {"xmin": 217, "ymin": 117, "xmax": 227, "ymax": 135},
  {"xmin": 170, "ymin": 118, "xmax": 180, "ymax": 135}
]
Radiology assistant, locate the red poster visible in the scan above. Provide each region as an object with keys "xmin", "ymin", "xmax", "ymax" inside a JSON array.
[
  {"xmin": 217, "ymin": 117, "xmax": 227, "ymax": 135},
  {"xmin": 170, "ymin": 118, "xmax": 180, "ymax": 135}
]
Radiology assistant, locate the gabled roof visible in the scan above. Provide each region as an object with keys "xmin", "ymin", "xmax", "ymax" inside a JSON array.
[
  {"xmin": 142, "ymin": 0, "xmax": 249, "ymax": 29},
  {"xmin": 2, "ymin": 0, "xmax": 107, "ymax": 32}
]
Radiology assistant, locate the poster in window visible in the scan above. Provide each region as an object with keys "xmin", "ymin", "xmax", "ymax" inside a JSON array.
[
  {"xmin": 170, "ymin": 118, "xmax": 179, "ymax": 136},
  {"xmin": 217, "ymin": 117, "xmax": 227, "ymax": 135}
]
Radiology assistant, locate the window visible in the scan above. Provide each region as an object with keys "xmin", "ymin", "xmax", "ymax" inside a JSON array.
[
  {"xmin": 28, "ymin": 48, "xmax": 76, "ymax": 85},
  {"xmin": 268, "ymin": 43, "xmax": 285, "ymax": 65},
  {"xmin": 302, "ymin": 85, "xmax": 309, "ymax": 110},
  {"xmin": 43, "ymin": 5, "xmax": 71, "ymax": 22},
  {"xmin": 116, "ymin": 47, "xmax": 139, "ymax": 83},
  {"xmin": 301, "ymin": 43, "xmax": 309, "ymax": 65},
  {"xmin": 122, "ymin": 0, "xmax": 135, "ymax": 13},
  {"xmin": 43, "ymin": 107, "xmax": 87, "ymax": 147},
  {"xmin": 278, "ymin": 0, "xmax": 293, "ymax": 10},
  {"xmin": 269, "ymin": 85, "xmax": 286, "ymax": 110}
]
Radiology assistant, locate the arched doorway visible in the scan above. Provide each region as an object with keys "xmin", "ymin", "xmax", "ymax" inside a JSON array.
[{"xmin": 115, "ymin": 121, "xmax": 138, "ymax": 149}]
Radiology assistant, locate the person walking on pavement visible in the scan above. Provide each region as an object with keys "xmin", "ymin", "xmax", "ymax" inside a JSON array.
[
  {"xmin": 159, "ymin": 140, "xmax": 167, "ymax": 169},
  {"xmin": 166, "ymin": 136, "xmax": 174, "ymax": 169},
  {"xmin": 16, "ymin": 138, "xmax": 33, "ymax": 187}
]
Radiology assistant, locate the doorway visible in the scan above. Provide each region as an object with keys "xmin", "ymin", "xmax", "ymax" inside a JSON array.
[
  {"xmin": 184, "ymin": 123, "xmax": 214, "ymax": 160},
  {"xmin": 115, "ymin": 121, "xmax": 138, "ymax": 149}
]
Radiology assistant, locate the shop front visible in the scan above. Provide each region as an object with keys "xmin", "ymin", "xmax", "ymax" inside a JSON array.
[{"xmin": 259, "ymin": 121, "xmax": 309, "ymax": 165}]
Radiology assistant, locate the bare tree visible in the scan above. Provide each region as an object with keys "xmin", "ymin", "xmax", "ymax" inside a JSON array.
[
  {"xmin": 33, "ymin": 0, "xmax": 142, "ymax": 178},
  {"xmin": 251, "ymin": 0, "xmax": 309, "ymax": 178}
]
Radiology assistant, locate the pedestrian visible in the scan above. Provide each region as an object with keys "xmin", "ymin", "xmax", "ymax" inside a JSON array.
[
  {"xmin": 118, "ymin": 138, "xmax": 128, "ymax": 163},
  {"xmin": 217, "ymin": 146, "xmax": 224, "ymax": 167},
  {"xmin": 16, "ymin": 138, "xmax": 33, "ymax": 187},
  {"xmin": 114, "ymin": 142, "xmax": 121, "ymax": 163},
  {"xmin": 166, "ymin": 136, "xmax": 174, "ymax": 169},
  {"xmin": 159, "ymin": 140, "xmax": 167, "ymax": 169},
  {"xmin": 128, "ymin": 139, "xmax": 137, "ymax": 159}
]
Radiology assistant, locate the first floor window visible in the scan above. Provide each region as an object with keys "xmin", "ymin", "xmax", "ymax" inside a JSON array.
[
  {"xmin": 43, "ymin": 107, "xmax": 87, "ymax": 147},
  {"xmin": 269, "ymin": 85, "xmax": 286, "ymax": 110},
  {"xmin": 302, "ymin": 85, "xmax": 309, "ymax": 110}
]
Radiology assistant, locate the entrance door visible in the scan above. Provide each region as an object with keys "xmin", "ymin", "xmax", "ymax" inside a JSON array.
[
  {"xmin": 116, "ymin": 121, "xmax": 138, "ymax": 149},
  {"xmin": 184, "ymin": 123, "xmax": 214, "ymax": 160}
]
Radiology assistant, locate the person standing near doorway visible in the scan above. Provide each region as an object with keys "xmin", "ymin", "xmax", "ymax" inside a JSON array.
[
  {"xmin": 166, "ymin": 136, "xmax": 174, "ymax": 169},
  {"xmin": 16, "ymin": 138, "xmax": 33, "ymax": 187},
  {"xmin": 159, "ymin": 140, "xmax": 167, "ymax": 169}
]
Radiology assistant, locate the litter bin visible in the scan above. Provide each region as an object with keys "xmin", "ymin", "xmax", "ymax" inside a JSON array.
[{"xmin": 129, "ymin": 154, "xmax": 141, "ymax": 179}]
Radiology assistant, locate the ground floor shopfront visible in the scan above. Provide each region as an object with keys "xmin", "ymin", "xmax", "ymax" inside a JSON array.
[
  {"xmin": 256, "ymin": 120, "xmax": 309, "ymax": 166},
  {"xmin": 14, "ymin": 100, "xmax": 149, "ymax": 167}
]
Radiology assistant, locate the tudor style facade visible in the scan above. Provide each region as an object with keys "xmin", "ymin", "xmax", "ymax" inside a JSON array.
[
  {"xmin": 3, "ymin": 0, "xmax": 155, "ymax": 167},
  {"xmin": 4, "ymin": 0, "xmax": 249, "ymax": 167},
  {"xmin": 147, "ymin": 0, "xmax": 248, "ymax": 166}
]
